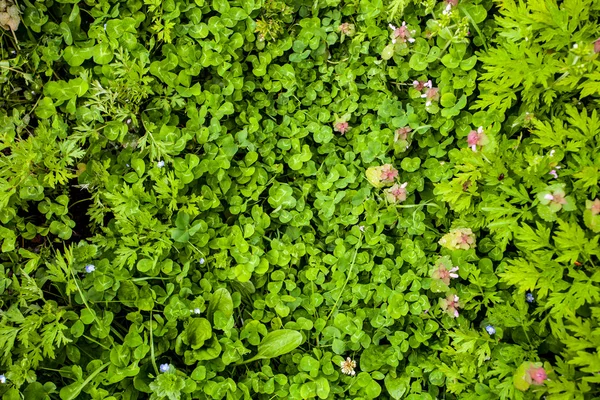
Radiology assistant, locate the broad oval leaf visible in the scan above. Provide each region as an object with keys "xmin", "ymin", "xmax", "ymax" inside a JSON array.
[{"xmin": 253, "ymin": 329, "xmax": 303, "ymax": 360}]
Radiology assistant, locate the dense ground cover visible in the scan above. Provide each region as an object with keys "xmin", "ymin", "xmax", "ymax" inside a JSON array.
[{"xmin": 1, "ymin": 0, "xmax": 599, "ymax": 398}]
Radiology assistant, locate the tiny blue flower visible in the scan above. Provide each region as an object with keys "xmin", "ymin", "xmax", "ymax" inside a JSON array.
[
  {"xmin": 0, "ymin": 374, "xmax": 6, "ymax": 384},
  {"xmin": 526, "ymin": 293, "xmax": 534, "ymax": 303},
  {"xmin": 159, "ymin": 363, "xmax": 170, "ymax": 373},
  {"xmin": 85, "ymin": 264, "xmax": 95, "ymax": 273},
  {"xmin": 485, "ymin": 325, "xmax": 496, "ymax": 335},
  {"xmin": 199, "ymin": 258, "xmax": 205, "ymax": 265},
  {"xmin": 157, "ymin": 160, "xmax": 165, "ymax": 168}
]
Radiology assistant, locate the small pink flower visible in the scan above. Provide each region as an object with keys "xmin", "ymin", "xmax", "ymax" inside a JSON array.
[
  {"xmin": 338, "ymin": 23, "xmax": 356, "ymax": 36},
  {"xmin": 412, "ymin": 80, "xmax": 432, "ymax": 91},
  {"xmin": 395, "ymin": 127, "xmax": 412, "ymax": 142},
  {"xmin": 442, "ymin": 0, "xmax": 457, "ymax": 15},
  {"xmin": 459, "ymin": 231, "xmax": 475, "ymax": 247},
  {"xmin": 366, "ymin": 164, "xmax": 398, "ymax": 188},
  {"xmin": 587, "ymin": 199, "xmax": 600, "ymax": 215},
  {"xmin": 527, "ymin": 365, "xmax": 548, "ymax": 385},
  {"xmin": 385, "ymin": 182, "xmax": 408, "ymax": 203},
  {"xmin": 544, "ymin": 192, "xmax": 566, "ymax": 205},
  {"xmin": 594, "ymin": 38, "xmax": 600, "ymax": 53},
  {"xmin": 467, "ymin": 127, "xmax": 488, "ymax": 152},
  {"xmin": 380, "ymin": 164, "xmax": 399, "ymax": 183},
  {"xmin": 441, "ymin": 294, "xmax": 460, "ymax": 318},
  {"xmin": 549, "ymin": 169, "xmax": 558, "ymax": 179},
  {"xmin": 439, "ymin": 228, "xmax": 476, "ymax": 250},
  {"xmin": 421, "ymin": 87, "xmax": 440, "ymax": 106},
  {"xmin": 389, "ymin": 22, "xmax": 416, "ymax": 44},
  {"xmin": 334, "ymin": 121, "xmax": 350, "ymax": 134},
  {"xmin": 432, "ymin": 265, "xmax": 459, "ymax": 286}
]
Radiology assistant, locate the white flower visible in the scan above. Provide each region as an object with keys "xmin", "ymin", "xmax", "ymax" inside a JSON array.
[
  {"xmin": 449, "ymin": 266, "xmax": 459, "ymax": 279},
  {"xmin": 544, "ymin": 193, "xmax": 554, "ymax": 200},
  {"xmin": 85, "ymin": 264, "xmax": 95, "ymax": 273},
  {"xmin": 340, "ymin": 357, "xmax": 356, "ymax": 376},
  {"xmin": 103, "ymin": 23, "xmax": 107, "ymax": 31},
  {"xmin": 424, "ymin": 80, "xmax": 433, "ymax": 88},
  {"xmin": 408, "ymin": 38, "xmax": 415, "ymax": 43},
  {"xmin": 192, "ymin": 308, "xmax": 201, "ymax": 314},
  {"xmin": 359, "ymin": 225, "xmax": 365, "ymax": 232},
  {"xmin": 0, "ymin": 374, "xmax": 5, "ymax": 384},
  {"xmin": 159, "ymin": 363, "xmax": 170, "ymax": 373},
  {"xmin": 157, "ymin": 160, "xmax": 165, "ymax": 168},
  {"xmin": 199, "ymin": 258, "xmax": 205, "ymax": 265},
  {"xmin": 389, "ymin": 24, "xmax": 397, "ymax": 30},
  {"xmin": 573, "ymin": 43, "xmax": 578, "ymax": 49}
]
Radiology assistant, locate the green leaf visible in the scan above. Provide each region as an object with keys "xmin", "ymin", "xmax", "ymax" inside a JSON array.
[
  {"xmin": 35, "ymin": 97, "xmax": 56, "ymax": 119},
  {"xmin": 59, "ymin": 363, "xmax": 109, "ymax": 400},
  {"xmin": 315, "ymin": 377, "xmax": 330, "ymax": 399},
  {"xmin": 93, "ymin": 43, "xmax": 114, "ymax": 64},
  {"xmin": 384, "ymin": 375, "xmax": 409, "ymax": 399},
  {"xmin": 381, "ymin": 44, "xmax": 395, "ymax": 60},
  {"xmin": 409, "ymin": 53, "xmax": 428, "ymax": 71},
  {"xmin": 441, "ymin": 54, "xmax": 460, "ymax": 68},
  {"xmin": 227, "ymin": 7, "xmax": 247, "ymax": 20},
  {"xmin": 136, "ymin": 259, "xmax": 154, "ymax": 273},
  {"xmin": 460, "ymin": 55, "xmax": 477, "ymax": 70},
  {"xmin": 110, "ymin": 345, "xmax": 130, "ymax": 368},
  {"xmin": 299, "ymin": 355, "xmax": 320, "ymax": 374},
  {"xmin": 268, "ymin": 183, "xmax": 297, "ymax": 209},
  {"xmin": 513, "ymin": 362, "xmax": 533, "ymax": 391},
  {"xmin": 240, "ymin": 330, "xmax": 303, "ymax": 363},
  {"xmin": 131, "ymin": 159, "xmax": 145, "ymax": 177},
  {"xmin": 175, "ymin": 212, "xmax": 190, "ymax": 229},
  {"xmin": 63, "ymin": 46, "xmax": 94, "ymax": 67},
  {"xmin": 212, "ymin": 0, "xmax": 230, "ymax": 13},
  {"xmin": 207, "ymin": 288, "xmax": 234, "ymax": 326},
  {"xmin": 184, "ymin": 318, "xmax": 212, "ymax": 349},
  {"xmin": 441, "ymin": 93, "xmax": 456, "ymax": 108},
  {"xmin": 401, "ymin": 157, "xmax": 421, "ymax": 172}
]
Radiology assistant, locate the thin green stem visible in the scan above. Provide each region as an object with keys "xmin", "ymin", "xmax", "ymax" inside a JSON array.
[
  {"xmin": 149, "ymin": 311, "xmax": 159, "ymax": 375},
  {"xmin": 325, "ymin": 233, "xmax": 363, "ymax": 322}
]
